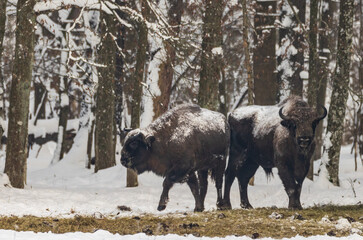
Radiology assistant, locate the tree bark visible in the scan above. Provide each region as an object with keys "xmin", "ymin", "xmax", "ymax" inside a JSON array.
[
  {"xmin": 127, "ymin": 0, "xmax": 150, "ymax": 187},
  {"xmin": 33, "ymin": 83, "xmax": 47, "ymax": 125},
  {"xmin": 94, "ymin": 11, "xmax": 116, "ymax": 173},
  {"xmin": 0, "ymin": 0, "xmax": 6, "ymax": 61},
  {"xmin": 5, "ymin": 0, "xmax": 36, "ymax": 188},
  {"xmin": 324, "ymin": 0, "xmax": 354, "ymax": 186},
  {"xmin": 241, "ymin": 0, "xmax": 254, "ymax": 106},
  {"xmin": 312, "ymin": 0, "xmax": 332, "ymax": 162},
  {"xmin": 359, "ymin": 0, "xmax": 363, "ymax": 165},
  {"xmin": 0, "ymin": 0, "xmax": 7, "ymax": 138},
  {"xmin": 307, "ymin": 0, "xmax": 319, "ymax": 108},
  {"xmin": 115, "ymin": 0, "xmax": 126, "ymax": 140},
  {"xmin": 153, "ymin": 0, "xmax": 183, "ymax": 119},
  {"xmin": 198, "ymin": 0, "xmax": 224, "ymax": 112},
  {"xmin": 253, "ymin": 0, "xmax": 278, "ymax": 105},
  {"xmin": 306, "ymin": 0, "xmax": 319, "ymax": 180}
]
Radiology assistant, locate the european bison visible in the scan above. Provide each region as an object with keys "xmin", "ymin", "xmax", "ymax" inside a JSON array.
[
  {"xmin": 121, "ymin": 104, "xmax": 229, "ymax": 212},
  {"xmin": 220, "ymin": 96, "xmax": 327, "ymax": 209}
]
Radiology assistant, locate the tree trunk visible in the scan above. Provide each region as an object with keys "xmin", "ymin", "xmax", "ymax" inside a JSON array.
[
  {"xmin": 323, "ymin": 0, "xmax": 354, "ymax": 186},
  {"xmin": 0, "ymin": 0, "xmax": 7, "ymax": 138},
  {"xmin": 198, "ymin": 0, "xmax": 224, "ymax": 112},
  {"xmin": 51, "ymin": 8, "xmax": 82, "ymax": 165},
  {"xmin": 87, "ymin": 116, "xmax": 95, "ymax": 169},
  {"xmin": 307, "ymin": 0, "xmax": 319, "ymax": 108},
  {"xmin": 34, "ymin": 82, "xmax": 46, "ymax": 121},
  {"xmin": 153, "ymin": 0, "xmax": 183, "ymax": 119},
  {"xmin": 359, "ymin": 0, "xmax": 363, "ymax": 165},
  {"xmin": 5, "ymin": 0, "xmax": 36, "ymax": 188},
  {"xmin": 312, "ymin": 0, "xmax": 332, "ymax": 162},
  {"xmin": 94, "ymin": 11, "xmax": 116, "ymax": 173},
  {"xmin": 0, "ymin": 0, "xmax": 5, "ymax": 58},
  {"xmin": 126, "ymin": 0, "xmax": 150, "ymax": 187},
  {"xmin": 115, "ymin": 0, "xmax": 125, "ymax": 140},
  {"xmin": 240, "ymin": 0, "xmax": 254, "ymax": 105},
  {"xmin": 253, "ymin": 0, "xmax": 278, "ymax": 105},
  {"xmin": 306, "ymin": 0, "xmax": 319, "ymax": 180},
  {"xmin": 278, "ymin": 0, "xmax": 305, "ymax": 96}
]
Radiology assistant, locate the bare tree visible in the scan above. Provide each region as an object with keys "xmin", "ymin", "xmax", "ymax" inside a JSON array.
[
  {"xmin": 322, "ymin": 0, "xmax": 354, "ymax": 186},
  {"xmin": 5, "ymin": 0, "xmax": 37, "ymax": 188}
]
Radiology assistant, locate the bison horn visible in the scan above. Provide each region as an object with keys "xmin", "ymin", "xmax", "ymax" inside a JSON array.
[
  {"xmin": 123, "ymin": 128, "xmax": 133, "ymax": 132},
  {"xmin": 315, "ymin": 105, "xmax": 328, "ymax": 122},
  {"xmin": 279, "ymin": 107, "xmax": 290, "ymax": 121}
]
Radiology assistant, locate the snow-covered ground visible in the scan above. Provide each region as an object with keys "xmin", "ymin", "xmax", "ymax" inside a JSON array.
[{"xmin": 0, "ymin": 143, "xmax": 361, "ymax": 240}]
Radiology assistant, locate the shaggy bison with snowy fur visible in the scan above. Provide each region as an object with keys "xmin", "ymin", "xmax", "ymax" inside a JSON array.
[
  {"xmin": 220, "ymin": 96, "xmax": 327, "ymax": 209},
  {"xmin": 121, "ymin": 104, "xmax": 229, "ymax": 212}
]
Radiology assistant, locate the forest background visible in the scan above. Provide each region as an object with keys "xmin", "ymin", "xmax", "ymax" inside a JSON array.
[{"xmin": 0, "ymin": 0, "xmax": 362, "ymax": 190}]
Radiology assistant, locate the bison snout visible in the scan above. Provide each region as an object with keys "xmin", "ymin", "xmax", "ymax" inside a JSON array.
[{"xmin": 297, "ymin": 136, "xmax": 312, "ymax": 148}]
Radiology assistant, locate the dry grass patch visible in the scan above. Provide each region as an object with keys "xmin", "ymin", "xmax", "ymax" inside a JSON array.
[{"xmin": 0, "ymin": 205, "xmax": 362, "ymax": 238}]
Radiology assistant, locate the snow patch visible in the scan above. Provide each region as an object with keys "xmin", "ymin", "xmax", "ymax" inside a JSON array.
[{"xmin": 231, "ymin": 105, "xmax": 281, "ymax": 139}]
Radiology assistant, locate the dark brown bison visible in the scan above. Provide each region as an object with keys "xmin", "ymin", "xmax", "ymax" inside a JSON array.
[
  {"xmin": 220, "ymin": 96, "xmax": 327, "ymax": 209},
  {"xmin": 121, "ymin": 104, "xmax": 229, "ymax": 212}
]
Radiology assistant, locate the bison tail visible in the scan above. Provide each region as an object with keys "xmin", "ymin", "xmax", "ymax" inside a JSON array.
[{"xmin": 263, "ymin": 168, "xmax": 274, "ymax": 181}]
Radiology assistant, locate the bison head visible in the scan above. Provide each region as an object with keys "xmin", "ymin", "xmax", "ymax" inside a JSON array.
[
  {"xmin": 279, "ymin": 105, "xmax": 327, "ymax": 150},
  {"xmin": 120, "ymin": 129, "xmax": 155, "ymax": 174}
]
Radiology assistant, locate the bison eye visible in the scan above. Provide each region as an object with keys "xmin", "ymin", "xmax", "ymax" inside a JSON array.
[{"xmin": 129, "ymin": 141, "xmax": 139, "ymax": 150}]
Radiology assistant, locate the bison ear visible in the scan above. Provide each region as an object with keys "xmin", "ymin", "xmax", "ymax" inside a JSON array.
[{"xmin": 145, "ymin": 135, "xmax": 155, "ymax": 150}]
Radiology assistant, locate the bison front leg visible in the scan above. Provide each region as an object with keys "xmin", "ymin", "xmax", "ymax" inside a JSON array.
[
  {"xmin": 187, "ymin": 172, "xmax": 204, "ymax": 212},
  {"xmin": 158, "ymin": 177, "xmax": 174, "ymax": 211},
  {"xmin": 277, "ymin": 165, "xmax": 303, "ymax": 209}
]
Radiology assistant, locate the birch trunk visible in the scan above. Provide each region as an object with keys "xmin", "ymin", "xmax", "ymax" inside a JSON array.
[{"xmin": 323, "ymin": 0, "xmax": 354, "ymax": 186}]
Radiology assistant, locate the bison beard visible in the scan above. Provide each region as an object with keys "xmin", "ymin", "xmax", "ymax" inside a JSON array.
[
  {"xmin": 220, "ymin": 95, "xmax": 327, "ymax": 210},
  {"xmin": 120, "ymin": 104, "xmax": 230, "ymax": 212}
]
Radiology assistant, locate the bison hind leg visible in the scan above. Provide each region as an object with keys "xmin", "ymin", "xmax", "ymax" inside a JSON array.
[
  {"xmin": 187, "ymin": 172, "xmax": 204, "ymax": 212},
  {"xmin": 198, "ymin": 170, "xmax": 208, "ymax": 205},
  {"xmin": 211, "ymin": 155, "xmax": 227, "ymax": 209}
]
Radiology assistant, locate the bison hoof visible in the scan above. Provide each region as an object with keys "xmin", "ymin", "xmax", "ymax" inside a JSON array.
[
  {"xmin": 288, "ymin": 205, "xmax": 302, "ymax": 210},
  {"xmin": 194, "ymin": 206, "xmax": 204, "ymax": 212},
  {"xmin": 240, "ymin": 202, "xmax": 253, "ymax": 209},
  {"xmin": 217, "ymin": 201, "xmax": 232, "ymax": 210},
  {"xmin": 157, "ymin": 204, "xmax": 166, "ymax": 211}
]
